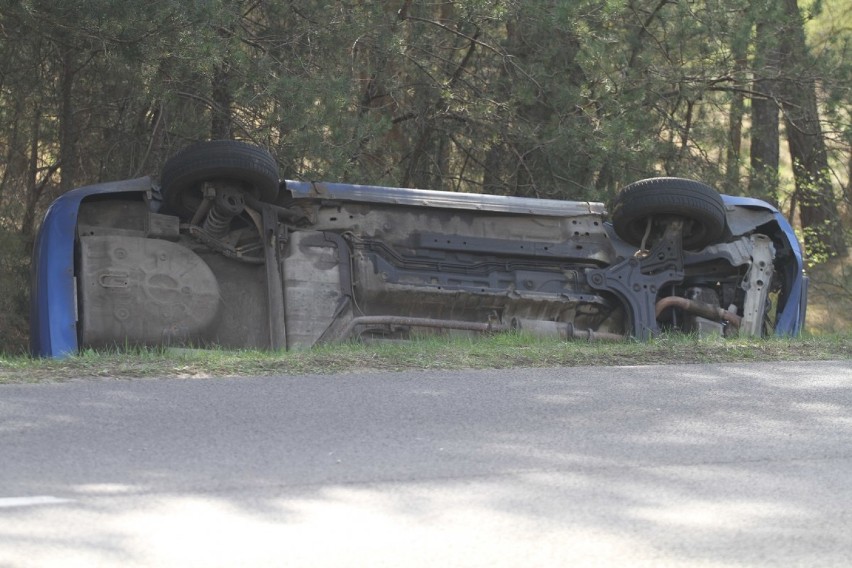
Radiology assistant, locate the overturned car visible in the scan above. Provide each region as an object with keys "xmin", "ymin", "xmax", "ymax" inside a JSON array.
[{"xmin": 31, "ymin": 141, "xmax": 807, "ymax": 357}]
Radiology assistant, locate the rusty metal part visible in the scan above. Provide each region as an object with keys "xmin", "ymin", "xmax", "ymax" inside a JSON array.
[
  {"xmin": 511, "ymin": 318, "xmax": 625, "ymax": 342},
  {"xmin": 336, "ymin": 316, "xmax": 624, "ymax": 343},
  {"xmin": 335, "ymin": 316, "xmax": 510, "ymax": 341},
  {"xmin": 187, "ymin": 225, "xmax": 265, "ymax": 264},
  {"xmin": 655, "ymin": 296, "xmax": 742, "ymax": 328},
  {"xmin": 245, "ymin": 194, "xmax": 307, "ymax": 223}
]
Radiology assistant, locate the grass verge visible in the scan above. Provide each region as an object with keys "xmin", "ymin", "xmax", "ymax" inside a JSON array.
[{"xmin": 2, "ymin": 332, "xmax": 851, "ymax": 384}]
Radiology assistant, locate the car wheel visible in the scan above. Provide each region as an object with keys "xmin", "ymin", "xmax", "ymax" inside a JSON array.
[
  {"xmin": 160, "ymin": 140, "xmax": 280, "ymax": 219},
  {"xmin": 610, "ymin": 177, "xmax": 727, "ymax": 250}
]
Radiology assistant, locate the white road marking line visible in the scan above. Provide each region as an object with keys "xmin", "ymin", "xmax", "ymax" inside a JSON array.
[{"xmin": 0, "ymin": 496, "xmax": 74, "ymax": 508}]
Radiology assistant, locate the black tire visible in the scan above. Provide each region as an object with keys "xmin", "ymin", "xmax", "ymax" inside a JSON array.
[
  {"xmin": 610, "ymin": 177, "xmax": 727, "ymax": 250},
  {"xmin": 160, "ymin": 140, "xmax": 280, "ymax": 219}
]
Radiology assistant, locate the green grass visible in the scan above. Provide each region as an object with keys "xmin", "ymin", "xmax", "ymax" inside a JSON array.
[{"xmin": 2, "ymin": 332, "xmax": 851, "ymax": 384}]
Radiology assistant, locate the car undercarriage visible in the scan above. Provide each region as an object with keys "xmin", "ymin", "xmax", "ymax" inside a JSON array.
[{"xmin": 31, "ymin": 141, "xmax": 808, "ymax": 357}]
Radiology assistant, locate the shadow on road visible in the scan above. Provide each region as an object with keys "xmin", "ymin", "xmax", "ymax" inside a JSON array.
[{"xmin": 1, "ymin": 361, "xmax": 851, "ymax": 566}]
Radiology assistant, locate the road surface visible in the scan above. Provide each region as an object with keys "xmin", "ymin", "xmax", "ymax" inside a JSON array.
[{"xmin": 1, "ymin": 361, "xmax": 852, "ymax": 567}]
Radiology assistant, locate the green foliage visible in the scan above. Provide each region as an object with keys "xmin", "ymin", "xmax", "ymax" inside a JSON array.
[{"xmin": 0, "ymin": 231, "xmax": 30, "ymax": 354}]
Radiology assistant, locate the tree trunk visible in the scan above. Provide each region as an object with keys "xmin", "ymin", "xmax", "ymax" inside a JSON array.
[
  {"xmin": 779, "ymin": 0, "xmax": 847, "ymax": 258},
  {"xmin": 22, "ymin": 110, "xmax": 42, "ymax": 237},
  {"xmin": 724, "ymin": 87, "xmax": 745, "ymax": 194},
  {"xmin": 59, "ymin": 48, "xmax": 77, "ymax": 192},
  {"xmin": 748, "ymin": 17, "xmax": 782, "ymax": 205},
  {"xmin": 724, "ymin": 19, "xmax": 749, "ymax": 195},
  {"xmin": 211, "ymin": 61, "xmax": 233, "ymax": 140}
]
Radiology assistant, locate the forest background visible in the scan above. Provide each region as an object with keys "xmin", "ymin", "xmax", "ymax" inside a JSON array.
[{"xmin": 0, "ymin": 0, "xmax": 850, "ymax": 353}]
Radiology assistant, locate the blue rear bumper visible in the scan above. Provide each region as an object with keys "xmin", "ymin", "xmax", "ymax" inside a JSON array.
[{"xmin": 30, "ymin": 177, "xmax": 152, "ymax": 357}]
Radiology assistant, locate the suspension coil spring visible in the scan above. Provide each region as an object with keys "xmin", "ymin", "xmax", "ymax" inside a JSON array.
[
  {"xmin": 203, "ymin": 188, "xmax": 246, "ymax": 238},
  {"xmin": 203, "ymin": 205, "xmax": 234, "ymax": 238}
]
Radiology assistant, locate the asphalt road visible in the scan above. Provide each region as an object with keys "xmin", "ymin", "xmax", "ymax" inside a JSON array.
[{"xmin": 1, "ymin": 361, "xmax": 851, "ymax": 567}]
